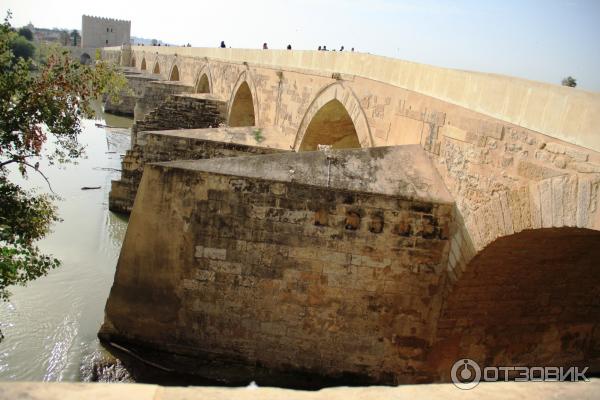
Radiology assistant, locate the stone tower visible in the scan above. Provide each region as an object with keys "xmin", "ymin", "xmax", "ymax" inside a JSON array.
[{"xmin": 81, "ymin": 15, "xmax": 130, "ymax": 48}]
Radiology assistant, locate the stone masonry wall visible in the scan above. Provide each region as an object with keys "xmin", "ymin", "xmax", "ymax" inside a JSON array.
[
  {"xmin": 104, "ymin": 94, "xmax": 137, "ymax": 117},
  {"xmin": 104, "ymin": 73, "xmax": 158, "ymax": 117},
  {"xmin": 100, "ymin": 162, "xmax": 453, "ymax": 385},
  {"xmin": 134, "ymin": 94, "xmax": 227, "ymax": 137},
  {"xmin": 82, "ymin": 15, "xmax": 130, "ymax": 48},
  {"xmin": 134, "ymin": 81, "xmax": 195, "ymax": 122},
  {"xmin": 109, "ymin": 129, "xmax": 284, "ymax": 214},
  {"xmin": 108, "ymin": 94, "xmax": 233, "ymax": 214}
]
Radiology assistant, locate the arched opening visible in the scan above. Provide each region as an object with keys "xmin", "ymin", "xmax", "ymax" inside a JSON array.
[
  {"xmin": 196, "ymin": 73, "xmax": 210, "ymax": 93},
  {"xmin": 170, "ymin": 65, "xmax": 179, "ymax": 81},
  {"xmin": 131, "ymin": 57, "xmax": 136, "ymax": 67},
  {"xmin": 228, "ymin": 81, "xmax": 255, "ymax": 127},
  {"xmin": 432, "ymin": 227, "xmax": 600, "ymax": 380},
  {"xmin": 299, "ymin": 99, "xmax": 361, "ymax": 151},
  {"xmin": 153, "ymin": 62, "xmax": 160, "ymax": 75},
  {"xmin": 141, "ymin": 58, "xmax": 147, "ymax": 70},
  {"xmin": 80, "ymin": 53, "xmax": 91, "ymax": 65}
]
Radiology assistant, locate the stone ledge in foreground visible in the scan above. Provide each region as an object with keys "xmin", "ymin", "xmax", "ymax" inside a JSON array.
[{"xmin": 0, "ymin": 380, "xmax": 598, "ymax": 400}]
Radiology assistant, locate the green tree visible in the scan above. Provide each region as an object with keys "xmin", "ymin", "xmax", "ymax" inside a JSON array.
[
  {"xmin": 561, "ymin": 76, "xmax": 577, "ymax": 87},
  {"xmin": 59, "ymin": 29, "xmax": 69, "ymax": 46},
  {"xmin": 17, "ymin": 26, "xmax": 33, "ymax": 41},
  {"xmin": 70, "ymin": 29, "xmax": 79, "ymax": 47},
  {"xmin": 0, "ymin": 13, "xmax": 127, "ymax": 340},
  {"xmin": 9, "ymin": 34, "xmax": 35, "ymax": 60}
]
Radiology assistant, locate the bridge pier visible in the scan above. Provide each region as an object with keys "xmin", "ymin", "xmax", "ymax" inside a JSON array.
[{"xmin": 100, "ymin": 145, "xmax": 455, "ymax": 385}]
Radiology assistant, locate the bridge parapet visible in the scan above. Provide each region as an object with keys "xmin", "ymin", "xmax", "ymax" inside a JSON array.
[{"xmin": 106, "ymin": 46, "xmax": 600, "ymax": 153}]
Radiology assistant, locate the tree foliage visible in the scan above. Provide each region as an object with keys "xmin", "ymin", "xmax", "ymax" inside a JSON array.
[
  {"xmin": 0, "ymin": 176, "xmax": 60, "ymax": 301},
  {"xmin": 70, "ymin": 29, "xmax": 80, "ymax": 47},
  {"xmin": 9, "ymin": 34, "xmax": 35, "ymax": 60},
  {"xmin": 17, "ymin": 27, "xmax": 33, "ymax": 41},
  {"xmin": 0, "ymin": 12, "xmax": 127, "ymax": 339},
  {"xmin": 561, "ymin": 76, "xmax": 577, "ymax": 87}
]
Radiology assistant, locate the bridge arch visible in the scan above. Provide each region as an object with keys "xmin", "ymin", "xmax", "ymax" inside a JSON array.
[
  {"xmin": 169, "ymin": 64, "xmax": 180, "ymax": 81},
  {"xmin": 431, "ymin": 174, "xmax": 600, "ymax": 380},
  {"xmin": 432, "ymin": 225, "xmax": 600, "ymax": 380},
  {"xmin": 130, "ymin": 56, "xmax": 136, "ymax": 68},
  {"xmin": 152, "ymin": 60, "xmax": 160, "ymax": 75},
  {"xmin": 293, "ymin": 83, "xmax": 373, "ymax": 151},
  {"xmin": 228, "ymin": 71, "xmax": 259, "ymax": 127},
  {"xmin": 140, "ymin": 57, "xmax": 147, "ymax": 71},
  {"xmin": 194, "ymin": 65, "xmax": 212, "ymax": 94},
  {"xmin": 446, "ymin": 175, "xmax": 600, "ymax": 283}
]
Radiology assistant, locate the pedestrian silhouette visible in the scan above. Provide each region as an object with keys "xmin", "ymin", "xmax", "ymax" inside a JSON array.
[
  {"xmin": 287, "ymin": 44, "xmax": 292, "ymax": 50},
  {"xmin": 263, "ymin": 43, "xmax": 268, "ymax": 49},
  {"xmin": 220, "ymin": 41, "xmax": 226, "ymax": 48}
]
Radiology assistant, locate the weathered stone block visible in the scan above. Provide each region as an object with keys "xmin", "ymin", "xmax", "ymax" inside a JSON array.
[
  {"xmin": 577, "ymin": 178, "xmax": 591, "ymax": 228},
  {"xmin": 539, "ymin": 179, "xmax": 553, "ymax": 228},
  {"xmin": 545, "ymin": 142, "xmax": 589, "ymax": 162}
]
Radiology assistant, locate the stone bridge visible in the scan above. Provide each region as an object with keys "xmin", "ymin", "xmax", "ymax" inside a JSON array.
[{"xmin": 99, "ymin": 45, "xmax": 600, "ymax": 386}]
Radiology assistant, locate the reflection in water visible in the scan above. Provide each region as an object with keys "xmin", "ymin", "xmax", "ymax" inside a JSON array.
[{"xmin": 0, "ymin": 106, "xmax": 132, "ymax": 382}]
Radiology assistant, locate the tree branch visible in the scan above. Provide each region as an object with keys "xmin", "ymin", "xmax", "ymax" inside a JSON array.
[
  {"xmin": 0, "ymin": 159, "xmax": 17, "ymax": 168},
  {"xmin": 1, "ymin": 154, "xmax": 36, "ymax": 168},
  {"xmin": 21, "ymin": 161, "xmax": 56, "ymax": 194}
]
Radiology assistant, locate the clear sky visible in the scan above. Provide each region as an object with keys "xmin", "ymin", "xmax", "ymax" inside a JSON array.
[{"xmin": 3, "ymin": 0, "xmax": 600, "ymax": 91}]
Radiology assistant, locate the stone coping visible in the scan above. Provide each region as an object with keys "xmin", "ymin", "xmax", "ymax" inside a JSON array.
[
  {"xmin": 175, "ymin": 93, "xmax": 222, "ymax": 102},
  {"xmin": 125, "ymin": 74, "xmax": 160, "ymax": 81},
  {"xmin": 0, "ymin": 381, "xmax": 597, "ymax": 400},
  {"xmin": 149, "ymin": 80, "xmax": 194, "ymax": 88},
  {"xmin": 157, "ymin": 145, "xmax": 455, "ymax": 204},
  {"xmin": 140, "ymin": 127, "xmax": 293, "ymax": 151}
]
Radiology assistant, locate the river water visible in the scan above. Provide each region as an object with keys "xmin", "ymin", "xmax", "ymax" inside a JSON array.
[{"xmin": 0, "ymin": 109, "xmax": 133, "ymax": 382}]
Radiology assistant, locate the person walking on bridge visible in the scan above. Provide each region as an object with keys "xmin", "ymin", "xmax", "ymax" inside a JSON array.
[{"xmin": 220, "ymin": 41, "xmax": 226, "ymax": 48}]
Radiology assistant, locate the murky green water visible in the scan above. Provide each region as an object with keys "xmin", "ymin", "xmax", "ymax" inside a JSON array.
[{"xmin": 0, "ymin": 108, "xmax": 133, "ymax": 381}]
